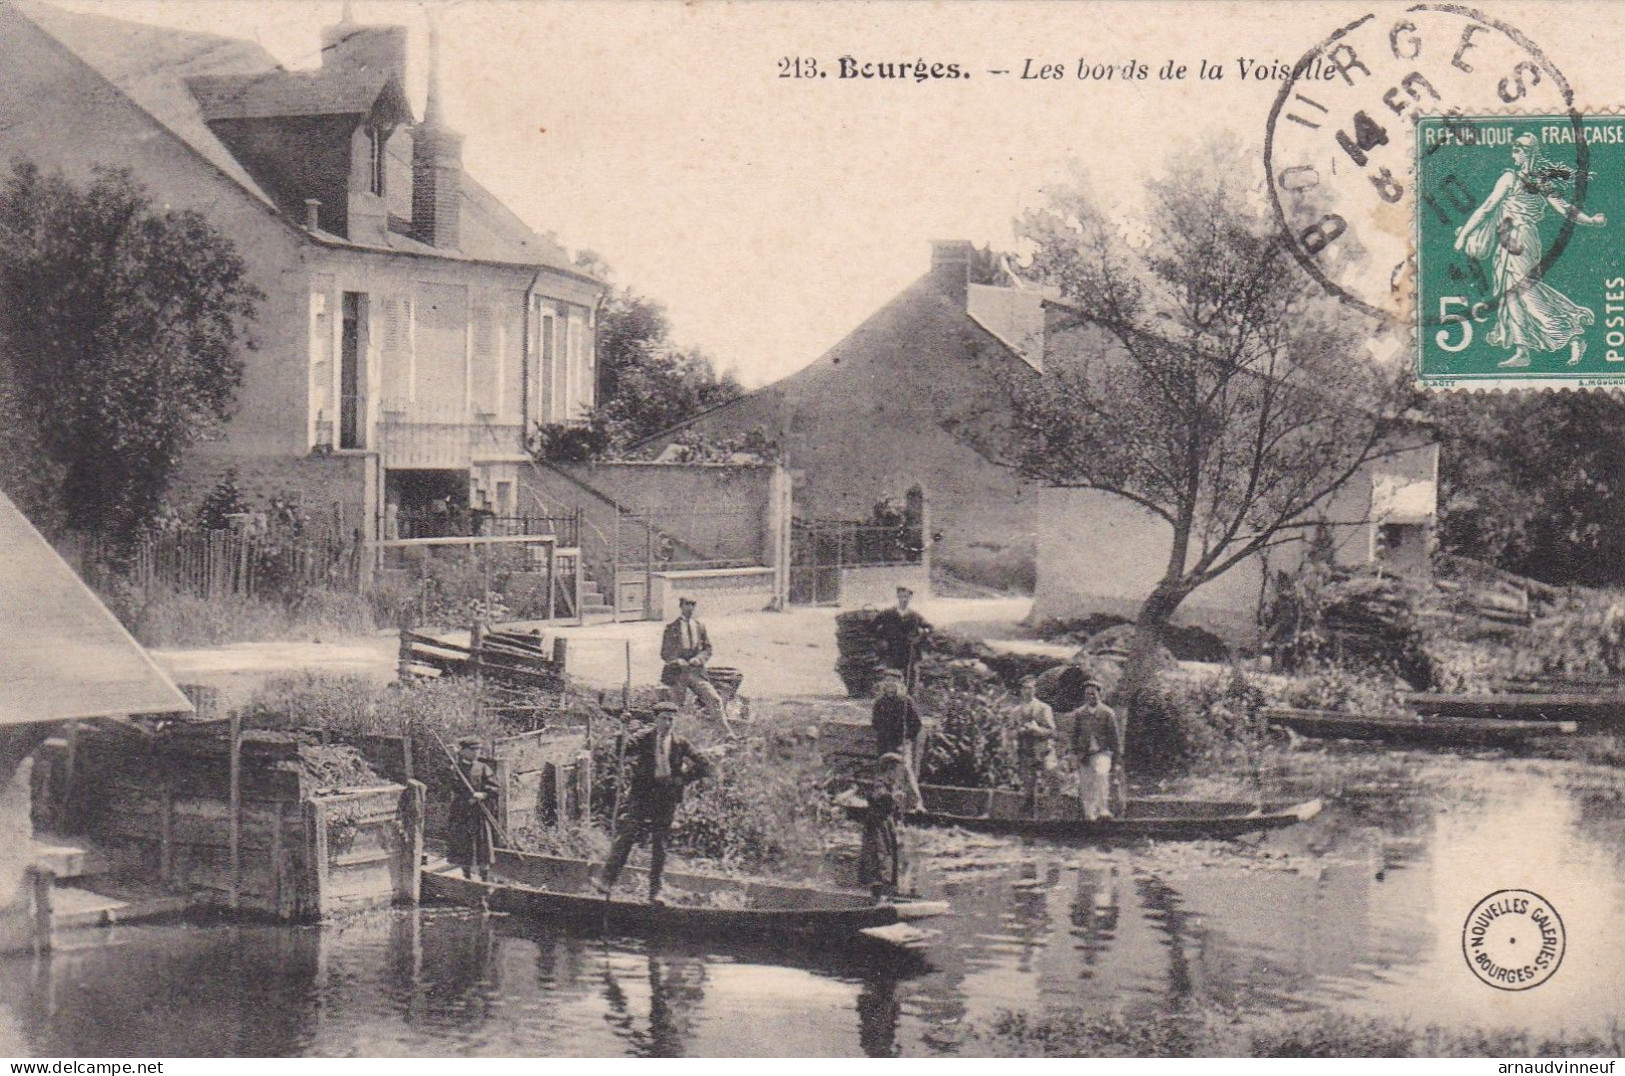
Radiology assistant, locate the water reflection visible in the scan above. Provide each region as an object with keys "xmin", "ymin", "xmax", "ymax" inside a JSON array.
[{"xmin": 1, "ymin": 750, "xmax": 1622, "ymax": 1055}]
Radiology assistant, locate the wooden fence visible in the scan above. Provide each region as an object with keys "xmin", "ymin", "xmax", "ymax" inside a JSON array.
[{"xmin": 69, "ymin": 524, "xmax": 362, "ymax": 600}]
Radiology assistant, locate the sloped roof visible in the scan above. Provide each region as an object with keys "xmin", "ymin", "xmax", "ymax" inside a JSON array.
[
  {"xmin": 635, "ymin": 271, "xmax": 1036, "ymax": 453},
  {"xmin": 11, "ymin": 1, "xmax": 583, "ymax": 275},
  {"xmin": 0, "ymin": 491, "xmax": 191, "ymax": 726},
  {"xmin": 189, "ymin": 69, "xmax": 410, "ymax": 123},
  {"xmin": 15, "ymin": 0, "xmax": 280, "ymax": 209}
]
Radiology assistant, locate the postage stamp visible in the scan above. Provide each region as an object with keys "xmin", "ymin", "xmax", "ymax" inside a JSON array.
[{"xmin": 1416, "ymin": 113, "xmax": 1623, "ymax": 387}]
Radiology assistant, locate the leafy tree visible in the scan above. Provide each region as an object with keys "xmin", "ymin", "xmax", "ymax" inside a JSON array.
[
  {"xmin": 1426, "ymin": 391, "xmax": 1625, "ymax": 586},
  {"xmin": 1008, "ymin": 145, "xmax": 1420, "ymax": 726},
  {"xmin": 540, "ymin": 252, "xmax": 741, "ymax": 456},
  {"xmin": 0, "ymin": 164, "xmax": 260, "ymax": 543}
]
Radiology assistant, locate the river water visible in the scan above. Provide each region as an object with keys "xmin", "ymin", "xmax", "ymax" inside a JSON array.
[{"xmin": 3, "ymin": 746, "xmax": 1622, "ymax": 1056}]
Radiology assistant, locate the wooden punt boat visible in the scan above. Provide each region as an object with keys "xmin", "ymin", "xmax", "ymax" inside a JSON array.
[
  {"xmin": 422, "ymin": 848, "xmax": 949, "ymax": 950},
  {"xmin": 1264, "ymin": 706, "xmax": 1578, "ymax": 746},
  {"xmin": 1405, "ymin": 691, "xmax": 1625, "ymax": 727},
  {"xmin": 839, "ymin": 784, "xmax": 1322, "ymax": 841}
]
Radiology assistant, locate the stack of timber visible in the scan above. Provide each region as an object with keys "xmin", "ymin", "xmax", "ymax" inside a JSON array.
[
  {"xmin": 835, "ymin": 610, "xmax": 881, "ymax": 698},
  {"xmin": 398, "ymin": 628, "xmax": 566, "ymax": 693},
  {"xmin": 1263, "ymin": 706, "xmax": 1578, "ymax": 746}
]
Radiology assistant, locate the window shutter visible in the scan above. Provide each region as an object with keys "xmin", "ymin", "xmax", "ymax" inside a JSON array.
[{"xmin": 472, "ymin": 305, "xmax": 498, "ymax": 415}]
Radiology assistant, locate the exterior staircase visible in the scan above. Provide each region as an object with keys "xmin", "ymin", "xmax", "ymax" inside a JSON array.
[{"xmin": 3, "ymin": 836, "xmax": 190, "ymax": 953}]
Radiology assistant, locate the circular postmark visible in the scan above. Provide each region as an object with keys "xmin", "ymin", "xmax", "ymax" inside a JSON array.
[
  {"xmin": 1461, "ymin": 889, "xmax": 1565, "ymax": 991},
  {"xmin": 1264, "ymin": 4, "xmax": 1583, "ymax": 327}
]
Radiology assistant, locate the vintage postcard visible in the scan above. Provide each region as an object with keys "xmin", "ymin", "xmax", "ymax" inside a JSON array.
[{"xmin": 1, "ymin": 0, "xmax": 1624, "ymax": 1062}]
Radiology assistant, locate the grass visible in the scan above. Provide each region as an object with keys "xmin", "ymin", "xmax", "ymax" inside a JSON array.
[
  {"xmin": 960, "ymin": 1007, "xmax": 1625, "ymax": 1057},
  {"xmin": 112, "ymin": 584, "xmax": 377, "ymax": 647}
]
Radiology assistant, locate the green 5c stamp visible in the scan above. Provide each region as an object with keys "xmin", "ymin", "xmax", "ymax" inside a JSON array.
[{"xmin": 1416, "ymin": 114, "xmax": 1625, "ymax": 388}]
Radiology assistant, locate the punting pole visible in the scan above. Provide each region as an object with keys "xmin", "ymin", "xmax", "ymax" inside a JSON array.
[{"xmin": 228, "ymin": 709, "xmax": 241, "ymax": 912}]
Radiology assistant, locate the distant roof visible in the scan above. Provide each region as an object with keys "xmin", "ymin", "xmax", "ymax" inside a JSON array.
[
  {"xmin": 632, "ymin": 270, "xmax": 1034, "ymax": 451},
  {"xmin": 11, "ymin": 1, "xmax": 584, "ymax": 275},
  {"xmin": 0, "ymin": 491, "xmax": 191, "ymax": 726}
]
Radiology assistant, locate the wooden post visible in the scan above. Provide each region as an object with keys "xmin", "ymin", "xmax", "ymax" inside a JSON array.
[
  {"xmin": 643, "ymin": 508, "xmax": 654, "ymax": 621},
  {"xmin": 304, "ymin": 798, "xmax": 329, "ymax": 919},
  {"xmin": 574, "ymin": 545, "xmax": 585, "ymax": 626},
  {"xmin": 29, "ymin": 868, "xmax": 53, "ymax": 954},
  {"xmin": 158, "ymin": 780, "xmax": 174, "ymax": 884},
  {"xmin": 403, "ymin": 780, "xmax": 425, "ymax": 905},
  {"xmin": 61, "ymin": 721, "xmax": 79, "ymax": 832},
  {"xmin": 493, "ymin": 753, "xmax": 513, "ymax": 842},
  {"xmin": 269, "ymin": 800, "xmax": 285, "ymax": 918},
  {"xmin": 228, "ymin": 710, "xmax": 242, "ymax": 912},
  {"xmin": 545, "ymin": 541, "xmax": 556, "ymax": 622},
  {"xmin": 610, "ymin": 508, "xmax": 621, "ymax": 624}
]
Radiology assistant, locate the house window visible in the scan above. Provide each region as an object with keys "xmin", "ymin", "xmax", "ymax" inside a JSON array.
[
  {"xmin": 340, "ymin": 292, "xmax": 367, "ymax": 449},
  {"xmin": 471, "ymin": 305, "xmax": 498, "ymax": 415},
  {"xmin": 368, "ymin": 126, "xmax": 387, "ymax": 197},
  {"xmin": 540, "ymin": 311, "xmax": 557, "ymax": 423},
  {"xmin": 310, "ymin": 289, "xmax": 334, "ymax": 447}
]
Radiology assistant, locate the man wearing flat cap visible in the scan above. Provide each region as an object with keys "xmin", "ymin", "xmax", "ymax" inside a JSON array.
[
  {"xmin": 660, "ymin": 595, "xmax": 733, "ymax": 735},
  {"xmin": 598, "ymin": 701, "xmax": 712, "ymax": 904},
  {"xmin": 872, "ymin": 585, "xmax": 930, "ymax": 694},
  {"xmin": 449, "ymin": 736, "xmax": 500, "ymax": 880},
  {"xmin": 1067, "ymin": 678, "xmax": 1124, "ymax": 821},
  {"xmin": 871, "ymin": 668, "xmax": 924, "ymax": 810}
]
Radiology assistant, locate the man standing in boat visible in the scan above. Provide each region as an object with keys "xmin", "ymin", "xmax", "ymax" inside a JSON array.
[
  {"xmin": 1068, "ymin": 678, "xmax": 1124, "ymax": 821},
  {"xmin": 871, "ymin": 669, "xmax": 925, "ymax": 810},
  {"xmin": 598, "ymin": 701, "xmax": 713, "ymax": 905},
  {"xmin": 858, "ymin": 751, "xmax": 908, "ymax": 902},
  {"xmin": 449, "ymin": 736, "xmax": 500, "ymax": 881},
  {"xmin": 661, "ymin": 596, "xmax": 734, "ymax": 736},
  {"xmin": 1009, "ymin": 675, "xmax": 1057, "ymax": 816},
  {"xmin": 872, "ymin": 585, "xmax": 930, "ymax": 694}
]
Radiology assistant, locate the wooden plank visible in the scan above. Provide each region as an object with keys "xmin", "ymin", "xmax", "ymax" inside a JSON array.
[
  {"xmin": 305, "ymin": 799, "xmax": 328, "ymax": 919},
  {"xmin": 405, "ymin": 781, "xmax": 424, "ymax": 905}
]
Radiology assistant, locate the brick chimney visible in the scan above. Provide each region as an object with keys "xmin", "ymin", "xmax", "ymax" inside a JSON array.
[
  {"xmin": 930, "ymin": 240, "xmax": 974, "ymax": 308},
  {"xmin": 411, "ymin": 16, "xmax": 462, "ymax": 249}
]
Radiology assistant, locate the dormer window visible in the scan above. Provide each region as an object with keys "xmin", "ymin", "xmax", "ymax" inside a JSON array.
[{"xmin": 368, "ymin": 124, "xmax": 387, "ymax": 196}]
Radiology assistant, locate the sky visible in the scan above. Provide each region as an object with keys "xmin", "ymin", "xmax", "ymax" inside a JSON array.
[{"xmin": 53, "ymin": 0, "xmax": 1605, "ymax": 388}]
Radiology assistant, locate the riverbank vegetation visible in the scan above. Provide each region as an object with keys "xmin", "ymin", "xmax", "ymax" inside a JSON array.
[{"xmin": 960, "ymin": 1007, "xmax": 1625, "ymax": 1058}]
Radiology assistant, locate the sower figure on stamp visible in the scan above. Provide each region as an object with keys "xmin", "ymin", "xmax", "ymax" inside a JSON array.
[
  {"xmin": 597, "ymin": 702, "xmax": 713, "ymax": 905},
  {"xmin": 1067, "ymin": 678, "xmax": 1124, "ymax": 822},
  {"xmin": 448, "ymin": 736, "xmax": 500, "ymax": 881},
  {"xmin": 660, "ymin": 595, "xmax": 734, "ymax": 737},
  {"xmin": 1454, "ymin": 132, "xmax": 1606, "ymax": 369},
  {"xmin": 872, "ymin": 585, "xmax": 930, "ymax": 695},
  {"xmin": 858, "ymin": 751, "xmax": 908, "ymax": 903},
  {"xmin": 871, "ymin": 668, "xmax": 925, "ymax": 811},
  {"xmin": 1009, "ymin": 675, "xmax": 1057, "ymax": 817}
]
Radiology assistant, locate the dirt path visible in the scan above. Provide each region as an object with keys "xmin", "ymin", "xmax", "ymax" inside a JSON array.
[{"xmin": 147, "ymin": 596, "xmax": 1038, "ymax": 714}]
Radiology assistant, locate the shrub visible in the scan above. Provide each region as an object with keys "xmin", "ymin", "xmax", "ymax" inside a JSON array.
[
  {"xmin": 918, "ymin": 683, "xmax": 1019, "ymax": 789},
  {"xmin": 369, "ymin": 547, "xmax": 551, "ymax": 629},
  {"xmin": 1125, "ymin": 668, "xmax": 1270, "ymax": 776},
  {"xmin": 1275, "ymin": 663, "xmax": 1410, "ymax": 718}
]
